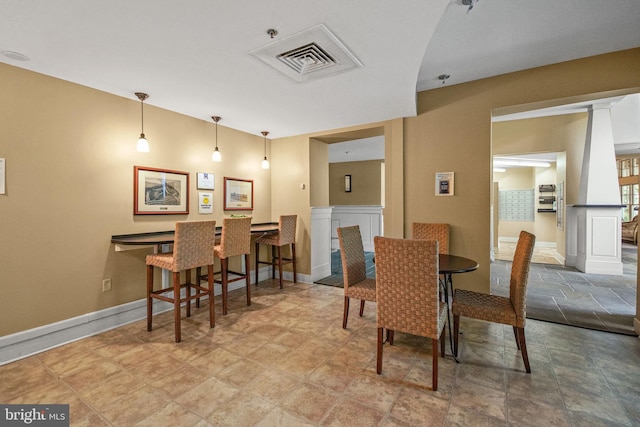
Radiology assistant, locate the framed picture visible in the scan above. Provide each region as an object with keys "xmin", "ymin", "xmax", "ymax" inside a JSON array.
[
  {"xmin": 435, "ymin": 172, "xmax": 454, "ymax": 196},
  {"xmin": 344, "ymin": 174, "xmax": 352, "ymax": 192},
  {"xmin": 223, "ymin": 177, "xmax": 253, "ymax": 211},
  {"xmin": 197, "ymin": 172, "xmax": 215, "ymax": 190},
  {"xmin": 134, "ymin": 166, "xmax": 189, "ymax": 215}
]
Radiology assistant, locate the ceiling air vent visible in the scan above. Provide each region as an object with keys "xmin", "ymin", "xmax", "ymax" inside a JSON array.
[{"xmin": 250, "ymin": 24, "xmax": 363, "ymax": 82}]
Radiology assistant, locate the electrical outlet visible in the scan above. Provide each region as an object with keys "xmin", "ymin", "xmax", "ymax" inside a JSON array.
[{"xmin": 102, "ymin": 278, "xmax": 112, "ymax": 292}]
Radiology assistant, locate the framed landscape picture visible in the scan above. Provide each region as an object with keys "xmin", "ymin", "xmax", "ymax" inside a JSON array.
[
  {"xmin": 223, "ymin": 177, "xmax": 253, "ymax": 211},
  {"xmin": 134, "ymin": 166, "xmax": 189, "ymax": 214}
]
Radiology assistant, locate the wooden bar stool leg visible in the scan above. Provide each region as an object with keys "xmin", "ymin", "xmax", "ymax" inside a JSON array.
[
  {"xmin": 221, "ymin": 258, "xmax": 229, "ymax": 315},
  {"xmin": 146, "ymin": 265, "xmax": 154, "ymax": 332},
  {"xmin": 271, "ymin": 246, "xmax": 276, "ymax": 279},
  {"xmin": 245, "ymin": 253, "xmax": 251, "ymax": 306},
  {"xmin": 255, "ymin": 242, "xmax": 260, "ymax": 286},
  {"xmin": 277, "ymin": 246, "xmax": 283, "ymax": 288},
  {"xmin": 185, "ymin": 269, "xmax": 192, "ymax": 317},
  {"xmin": 291, "ymin": 243, "xmax": 297, "ymax": 283},
  {"xmin": 208, "ymin": 264, "xmax": 215, "ymax": 328},
  {"xmin": 173, "ymin": 271, "xmax": 181, "ymax": 343},
  {"xmin": 195, "ymin": 266, "xmax": 202, "ymax": 308}
]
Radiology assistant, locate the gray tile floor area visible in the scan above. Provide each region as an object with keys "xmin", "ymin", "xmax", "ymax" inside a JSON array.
[{"xmin": 492, "ymin": 244, "xmax": 638, "ymax": 336}]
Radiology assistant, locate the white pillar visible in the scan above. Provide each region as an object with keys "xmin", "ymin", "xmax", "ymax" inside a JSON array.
[{"xmin": 569, "ymin": 104, "xmax": 623, "ymax": 275}]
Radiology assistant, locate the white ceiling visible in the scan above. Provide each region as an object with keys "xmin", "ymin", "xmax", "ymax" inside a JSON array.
[{"xmin": 1, "ymin": 0, "xmax": 639, "ymax": 139}]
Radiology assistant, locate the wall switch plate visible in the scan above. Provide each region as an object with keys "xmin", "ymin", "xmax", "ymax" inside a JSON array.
[{"xmin": 102, "ymin": 278, "xmax": 112, "ymax": 292}]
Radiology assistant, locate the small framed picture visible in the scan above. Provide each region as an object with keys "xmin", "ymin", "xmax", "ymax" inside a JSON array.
[
  {"xmin": 344, "ymin": 174, "xmax": 352, "ymax": 192},
  {"xmin": 435, "ymin": 172, "xmax": 454, "ymax": 196},
  {"xmin": 223, "ymin": 177, "xmax": 254, "ymax": 211},
  {"xmin": 197, "ymin": 172, "xmax": 215, "ymax": 190},
  {"xmin": 134, "ymin": 166, "xmax": 189, "ymax": 214}
]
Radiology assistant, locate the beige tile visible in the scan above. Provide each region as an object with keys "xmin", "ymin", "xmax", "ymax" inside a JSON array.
[
  {"xmin": 506, "ymin": 395, "xmax": 570, "ymax": 426},
  {"xmin": 244, "ymin": 369, "xmax": 302, "ymax": 404},
  {"xmin": 174, "ymin": 377, "xmax": 240, "ymax": 418},
  {"xmin": 321, "ymin": 397, "xmax": 386, "ymax": 426},
  {"xmin": 134, "ymin": 402, "xmax": 203, "ymax": 426},
  {"xmin": 281, "ymin": 382, "xmax": 339, "ymax": 424},
  {"xmin": 449, "ymin": 380, "xmax": 507, "ymax": 420},
  {"xmin": 390, "ymin": 386, "xmax": 449, "ymax": 426},
  {"xmin": 99, "ymin": 385, "xmax": 171, "ymax": 426},
  {"xmin": 254, "ymin": 407, "xmax": 316, "ymax": 427},
  {"xmin": 444, "ymin": 403, "xmax": 507, "ymax": 427},
  {"xmin": 79, "ymin": 371, "xmax": 146, "ymax": 412},
  {"xmin": 343, "ymin": 374, "xmax": 402, "ymax": 413},
  {"xmin": 149, "ymin": 365, "xmax": 209, "ymax": 398},
  {"xmin": 205, "ymin": 393, "xmax": 274, "ymax": 427},
  {"xmin": 0, "ymin": 358, "xmax": 58, "ymax": 401},
  {"xmin": 214, "ymin": 358, "xmax": 266, "ymax": 388}
]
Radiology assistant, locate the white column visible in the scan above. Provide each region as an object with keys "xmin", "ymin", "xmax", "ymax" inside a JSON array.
[{"xmin": 570, "ymin": 104, "xmax": 623, "ymax": 275}]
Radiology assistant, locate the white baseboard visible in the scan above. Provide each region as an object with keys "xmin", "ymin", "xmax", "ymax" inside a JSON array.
[{"xmin": 0, "ymin": 267, "xmax": 309, "ymax": 366}]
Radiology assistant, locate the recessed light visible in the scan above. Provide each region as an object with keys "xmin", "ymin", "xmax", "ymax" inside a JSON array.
[{"xmin": 2, "ymin": 51, "xmax": 30, "ymax": 61}]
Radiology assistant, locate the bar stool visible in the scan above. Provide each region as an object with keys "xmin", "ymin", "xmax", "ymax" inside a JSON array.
[
  {"xmin": 198, "ymin": 217, "xmax": 252, "ymax": 315},
  {"xmin": 255, "ymin": 215, "xmax": 297, "ymax": 288},
  {"xmin": 146, "ymin": 220, "xmax": 216, "ymax": 343}
]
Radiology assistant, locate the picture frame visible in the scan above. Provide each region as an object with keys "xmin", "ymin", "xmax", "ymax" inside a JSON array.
[
  {"xmin": 134, "ymin": 166, "xmax": 189, "ymax": 215},
  {"xmin": 435, "ymin": 172, "xmax": 454, "ymax": 196},
  {"xmin": 344, "ymin": 174, "xmax": 352, "ymax": 192},
  {"xmin": 223, "ymin": 177, "xmax": 253, "ymax": 211},
  {"xmin": 197, "ymin": 172, "xmax": 215, "ymax": 190}
]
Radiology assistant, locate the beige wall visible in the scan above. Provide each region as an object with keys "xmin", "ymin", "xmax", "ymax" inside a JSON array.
[
  {"xmin": 329, "ymin": 160, "xmax": 382, "ymax": 205},
  {"xmin": 407, "ymin": 48, "xmax": 640, "ymax": 293},
  {"xmin": 0, "ymin": 63, "xmax": 272, "ymax": 336},
  {"xmin": 3, "ymin": 48, "xmax": 640, "ymax": 337}
]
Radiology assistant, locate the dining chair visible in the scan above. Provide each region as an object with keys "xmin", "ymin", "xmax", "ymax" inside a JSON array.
[
  {"xmin": 374, "ymin": 236, "xmax": 447, "ymax": 391},
  {"xmin": 452, "ymin": 230, "xmax": 536, "ymax": 372},
  {"xmin": 198, "ymin": 217, "xmax": 252, "ymax": 315},
  {"xmin": 412, "ymin": 223, "xmax": 449, "ymax": 255},
  {"xmin": 337, "ymin": 225, "xmax": 376, "ymax": 329},
  {"xmin": 146, "ymin": 220, "xmax": 216, "ymax": 343},
  {"xmin": 255, "ymin": 215, "xmax": 297, "ymax": 288}
]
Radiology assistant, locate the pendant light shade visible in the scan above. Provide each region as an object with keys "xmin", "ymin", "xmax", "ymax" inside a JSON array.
[
  {"xmin": 261, "ymin": 131, "xmax": 270, "ymax": 169},
  {"xmin": 135, "ymin": 92, "xmax": 149, "ymax": 152},
  {"xmin": 211, "ymin": 116, "xmax": 222, "ymax": 162}
]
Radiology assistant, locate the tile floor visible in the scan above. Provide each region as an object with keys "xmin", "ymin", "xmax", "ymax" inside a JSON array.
[
  {"xmin": 494, "ymin": 242, "xmax": 638, "ymax": 336},
  {"xmin": 1, "ymin": 279, "xmax": 640, "ymax": 426}
]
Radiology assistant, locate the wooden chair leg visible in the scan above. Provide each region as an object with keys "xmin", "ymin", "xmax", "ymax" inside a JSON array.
[
  {"xmin": 359, "ymin": 300, "xmax": 365, "ymax": 317},
  {"xmin": 376, "ymin": 327, "xmax": 384, "ymax": 374},
  {"xmin": 453, "ymin": 314, "xmax": 460, "ymax": 357},
  {"xmin": 342, "ymin": 296, "xmax": 350, "ymax": 329},
  {"xmin": 432, "ymin": 338, "xmax": 439, "ymax": 391},
  {"xmin": 440, "ymin": 326, "xmax": 446, "ymax": 357},
  {"xmin": 291, "ymin": 243, "xmax": 297, "ymax": 283},
  {"xmin": 513, "ymin": 326, "xmax": 521, "ymax": 350},
  {"xmin": 173, "ymin": 271, "xmax": 181, "ymax": 343},
  {"xmin": 221, "ymin": 258, "xmax": 228, "ymax": 316},
  {"xmin": 195, "ymin": 266, "xmax": 202, "ymax": 308},
  {"xmin": 389, "ymin": 330, "xmax": 395, "ymax": 345},
  {"xmin": 255, "ymin": 242, "xmax": 260, "ymax": 286},
  {"xmin": 245, "ymin": 253, "xmax": 251, "ymax": 306},
  {"xmin": 276, "ymin": 246, "xmax": 283, "ymax": 288},
  {"xmin": 146, "ymin": 265, "xmax": 154, "ymax": 332},
  {"xmin": 271, "ymin": 246, "xmax": 276, "ymax": 279},
  {"xmin": 208, "ymin": 264, "xmax": 215, "ymax": 328},
  {"xmin": 185, "ymin": 269, "xmax": 192, "ymax": 318},
  {"xmin": 517, "ymin": 327, "xmax": 531, "ymax": 373}
]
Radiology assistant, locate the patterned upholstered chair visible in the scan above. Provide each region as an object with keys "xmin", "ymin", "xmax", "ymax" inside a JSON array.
[
  {"xmin": 255, "ymin": 215, "xmax": 297, "ymax": 288},
  {"xmin": 337, "ymin": 226, "xmax": 376, "ymax": 329},
  {"xmin": 146, "ymin": 220, "xmax": 216, "ymax": 343},
  {"xmin": 412, "ymin": 223, "xmax": 449, "ymax": 255},
  {"xmin": 199, "ymin": 217, "xmax": 252, "ymax": 315},
  {"xmin": 452, "ymin": 230, "xmax": 536, "ymax": 373},
  {"xmin": 413, "ymin": 222, "xmax": 450, "ymax": 300},
  {"xmin": 374, "ymin": 236, "xmax": 447, "ymax": 391}
]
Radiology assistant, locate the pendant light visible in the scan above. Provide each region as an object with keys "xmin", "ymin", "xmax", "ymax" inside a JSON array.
[
  {"xmin": 135, "ymin": 92, "xmax": 149, "ymax": 152},
  {"xmin": 211, "ymin": 116, "xmax": 222, "ymax": 162},
  {"xmin": 261, "ymin": 131, "xmax": 270, "ymax": 169}
]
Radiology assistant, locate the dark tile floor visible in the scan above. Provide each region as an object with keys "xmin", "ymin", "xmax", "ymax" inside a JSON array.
[{"xmin": 492, "ymin": 244, "xmax": 638, "ymax": 336}]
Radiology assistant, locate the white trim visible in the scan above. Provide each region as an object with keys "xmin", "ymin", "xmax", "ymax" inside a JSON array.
[{"xmin": 0, "ymin": 267, "xmax": 310, "ymax": 365}]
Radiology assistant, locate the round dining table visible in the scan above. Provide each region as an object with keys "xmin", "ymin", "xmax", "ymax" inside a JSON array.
[{"xmin": 438, "ymin": 254, "xmax": 479, "ymax": 360}]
